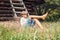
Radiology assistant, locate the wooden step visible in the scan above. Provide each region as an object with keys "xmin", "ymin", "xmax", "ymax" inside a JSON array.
[
  {"xmin": 14, "ymin": 7, "xmax": 25, "ymax": 9},
  {"xmin": 15, "ymin": 11, "xmax": 22, "ymax": 16},
  {"xmin": 12, "ymin": 0, "xmax": 22, "ymax": 1},
  {"xmin": 0, "ymin": 0, "xmax": 10, "ymax": 1},
  {"xmin": 12, "ymin": 3, "xmax": 23, "ymax": 5},
  {"xmin": 12, "ymin": 1, "xmax": 22, "ymax": 3},
  {"xmin": 0, "ymin": 0, "xmax": 10, "ymax": 3},
  {"xmin": 24, "ymin": 2, "xmax": 33, "ymax": 5},
  {"xmin": 0, "ymin": 17, "xmax": 13, "ymax": 21},
  {"xmin": 0, "ymin": 12, "xmax": 13, "ymax": 14},
  {"xmin": 26, "ymin": 5, "xmax": 33, "ymax": 8},
  {"xmin": 16, "ymin": 11, "xmax": 22, "ymax": 14},
  {"xmin": 15, "ymin": 8, "xmax": 25, "ymax": 11},
  {"xmin": 13, "ymin": 4, "xmax": 24, "ymax": 7},
  {"xmin": 23, "ymin": 0, "xmax": 35, "ymax": 2},
  {"xmin": 0, "ymin": 14, "xmax": 13, "ymax": 17},
  {"xmin": 0, "ymin": 3, "xmax": 11, "ymax": 5},
  {"xmin": 13, "ymin": 3, "xmax": 23, "ymax": 6},
  {"xmin": 0, "ymin": 4, "xmax": 11, "ymax": 7},
  {"xmin": 0, "ymin": 10, "xmax": 13, "ymax": 13},
  {"xmin": 28, "ymin": 12, "xmax": 35, "ymax": 15},
  {"xmin": 0, "ymin": 7, "xmax": 12, "ymax": 10},
  {"xmin": 27, "ymin": 9, "xmax": 32, "ymax": 10}
]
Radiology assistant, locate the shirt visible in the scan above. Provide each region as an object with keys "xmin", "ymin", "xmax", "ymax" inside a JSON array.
[{"xmin": 20, "ymin": 17, "xmax": 35, "ymax": 27}]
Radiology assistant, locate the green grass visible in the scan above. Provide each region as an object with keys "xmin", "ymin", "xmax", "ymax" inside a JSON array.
[{"xmin": 0, "ymin": 22, "xmax": 60, "ymax": 40}]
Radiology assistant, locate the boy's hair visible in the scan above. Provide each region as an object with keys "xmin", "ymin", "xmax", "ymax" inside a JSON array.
[
  {"xmin": 21, "ymin": 11, "xmax": 29, "ymax": 16},
  {"xmin": 21, "ymin": 11, "xmax": 28, "ymax": 15}
]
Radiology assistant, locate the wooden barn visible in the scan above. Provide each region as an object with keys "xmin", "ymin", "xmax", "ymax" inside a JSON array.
[{"xmin": 0, "ymin": 0, "xmax": 45, "ymax": 21}]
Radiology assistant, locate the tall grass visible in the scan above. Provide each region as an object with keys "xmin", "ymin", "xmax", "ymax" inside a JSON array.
[{"xmin": 0, "ymin": 22, "xmax": 60, "ymax": 40}]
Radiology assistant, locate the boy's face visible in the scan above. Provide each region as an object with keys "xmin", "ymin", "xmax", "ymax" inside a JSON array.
[{"xmin": 22, "ymin": 14, "xmax": 27, "ymax": 18}]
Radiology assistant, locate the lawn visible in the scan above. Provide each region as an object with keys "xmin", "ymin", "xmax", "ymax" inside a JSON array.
[{"xmin": 0, "ymin": 21, "xmax": 60, "ymax": 40}]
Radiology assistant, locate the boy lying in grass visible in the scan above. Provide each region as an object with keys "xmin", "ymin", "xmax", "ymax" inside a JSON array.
[{"xmin": 20, "ymin": 11, "xmax": 48, "ymax": 29}]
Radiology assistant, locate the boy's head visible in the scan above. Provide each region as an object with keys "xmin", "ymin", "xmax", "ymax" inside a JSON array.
[{"xmin": 21, "ymin": 11, "xmax": 28, "ymax": 18}]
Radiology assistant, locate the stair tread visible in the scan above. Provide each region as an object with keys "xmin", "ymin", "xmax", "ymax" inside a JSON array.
[
  {"xmin": 0, "ymin": 4, "xmax": 11, "ymax": 7},
  {"xmin": 12, "ymin": 3, "xmax": 22, "ymax": 4},
  {"xmin": 0, "ymin": 14, "xmax": 12, "ymax": 15},
  {"xmin": 0, "ymin": 1, "xmax": 10, "ymax": 3},
  {"xmin": 0, "ymin": 7, "xmax": 12, "ymax": 8},
  {"xmin": 12, "ymin": 1, "xmax": 22, "ymax": 3},
  {"xmin": 24, "ymin": 2, "xmax": 33, "ymax": 5},
  {"xmin": 13, "ymin": 3, "xmax": 23, "ymax": 6},
  {"xmin": 0, "ymin": 10, "xmax": 13, "ymax": 12},
  {"xmin": 13, "ymin": 5, "xmax": 24, "ymax": 7},
  {"xmin": 0, "ymin": 0, "xmax": 10, "ymax": 1},
  {"xmin": 0, "ymin": 17, "xmax": 13, "ymax": 21},
  {"xmin": 15, "ymin": 11, "xmax": 22, "ymax": 13},
  {"xmin": 0, "ymin": 14, "xmax": 13, "ymax": 17},
  {"xmin": 24, "ymin": 0, "xmax": 35, "ymax": 1},
  {"xmin": 0, "ymin": 3, "xmax": 11, "ymax": 5},
  {"xmin": 26, "ymin": 5, "xmax": 33, "ymax": 7},
  {"xmin": 12, "ymin": 0, "xmax": 22, "ymax": 1},
  {"xmin": 0, "ymin": 7, "xmax": 12, "ymax": 10},
  {"xmin": 14, "ymin": 7, "xmax": 25, "ymax": 10},
  {"xmin": 15, "ymin": 9, "xmax": 25, "ymax": 11},
  {"xmin": 0, "ymin": 17, "xmax": 13, "ymax": 19},
  {"xmin": 27, "ymin": 9, "xmax": 32, "ymax": 10}
]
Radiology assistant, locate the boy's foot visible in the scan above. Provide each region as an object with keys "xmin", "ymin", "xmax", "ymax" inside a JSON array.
[{"xmin": 41, "ymin": 12, "xmax": 48, "ymax": 20}]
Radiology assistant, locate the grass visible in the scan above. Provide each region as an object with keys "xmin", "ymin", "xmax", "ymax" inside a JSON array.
[{"xmin": 0, "ymin": 21, "xmax": 60, "ymax": 40}]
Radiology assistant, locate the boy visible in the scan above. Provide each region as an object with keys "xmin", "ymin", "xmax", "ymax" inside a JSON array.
[{"xmin": 20, "ymin": 11, "xmax": 48, "ymax": 29}]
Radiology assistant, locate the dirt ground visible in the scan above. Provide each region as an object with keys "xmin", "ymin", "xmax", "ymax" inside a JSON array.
[
  {"xmin": 0, "ymin": 21, "xmax": 38, "ymax": 32},
  {"xmin": 0, "ymin": 21, "xmax": 20, "ymax": 29}
]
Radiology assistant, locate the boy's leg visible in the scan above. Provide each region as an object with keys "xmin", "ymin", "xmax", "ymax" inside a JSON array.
[
  {"xmin": 29, "ymin": 12, "xmax": 48, "ymax": 20},
  {"xmin": 34, "ymin": 19, "xmax": 43, "ymax": 30}
]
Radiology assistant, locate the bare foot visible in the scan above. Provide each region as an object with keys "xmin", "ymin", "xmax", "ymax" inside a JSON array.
[{"xmin": 41, "ymin": 12, "xmax": 48, "ymax": 20}]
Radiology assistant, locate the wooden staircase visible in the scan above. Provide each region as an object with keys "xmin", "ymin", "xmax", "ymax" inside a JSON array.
[
  {"xmin": 0, "ymin": 0, "xmax": 13, "ymax": 21},
  {"xmin": 0, "ymin": 0, "xmax": 28, "ymax": 21}
]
